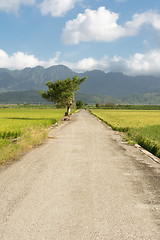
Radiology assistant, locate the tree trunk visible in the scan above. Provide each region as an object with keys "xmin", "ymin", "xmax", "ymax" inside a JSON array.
[{"xmin": 66, "ymin": 101, "xmax": 72, "ymax": 116}]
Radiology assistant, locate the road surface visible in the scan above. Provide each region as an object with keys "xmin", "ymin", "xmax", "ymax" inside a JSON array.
[{"xmin": 0, "ymin": 109, "xmax": 160, "ymax": 239}]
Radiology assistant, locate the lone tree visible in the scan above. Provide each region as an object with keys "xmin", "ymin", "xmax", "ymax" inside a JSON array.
[{"xmin": 40, "ymin": 75, "xmax": 86, "ymax": 116}]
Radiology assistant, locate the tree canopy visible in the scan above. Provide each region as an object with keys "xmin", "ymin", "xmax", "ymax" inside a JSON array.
[{"xmin": 40, "ymin": 75, "xmax": 86, "ymax": 115}]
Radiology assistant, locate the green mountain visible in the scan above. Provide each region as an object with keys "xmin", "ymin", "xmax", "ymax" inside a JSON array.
[
  {"xmin": 0, "ymin": 90, "xmax": 159, "ymax": 105},
  {"xmin": 0, "ymin": 90, "xmax": 48, "ymax": 104},
  {"xmin": 75, "ymin": 93, "xmax": 121, "ymax": 105},
  {"xmin": 79, "ymin": 71, "xmax": 160, "ymax": 98},
  {"xmin": 0, "ymin": 90, "xmax": 120, "ymax": 105},
  {"xmin": 0, "ymin": 65, "xmax": 160, "ymax": 101},
  {"xmin": 122, "ymin": 92, "xmax": 160, "ymax": 105},
  {"xmin": 0, "ymin": 65, "xmax": 76, "ymax": 92}
]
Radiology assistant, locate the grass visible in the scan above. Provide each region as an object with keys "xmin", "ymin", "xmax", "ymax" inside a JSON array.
[
  {"xmin": 0, "ymin": 108, "xmax": 74, "ymax": 165},
  {"xmin": 0, "ymin": 104, "xmax": 56, "ymax": 109},
  {"xmin": 87, "ymin": 105, "xmax": 160, "ymax": 110},
  {"xmin": 90, "ymin": 109, "xmax": 160, "ymax": 158}
]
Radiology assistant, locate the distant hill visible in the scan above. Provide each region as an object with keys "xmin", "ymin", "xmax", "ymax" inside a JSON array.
[
  {"xmin": 0, "ymin": 90, "xmax": 159, "ymax": 105},
  {"xmin": 0, "ymin": 90, "xmax": 121, "ymax": 105},
  {"xmin": 0, "ymin": 90, "xmax": 48, "ymax": 104},
  {"xmin": 122, "ymin": 92, "xmax": 160, "ymax": 105},
  {"xmin": 75, "ymin": 93, "xmax": 121, "ymax": 105},
  {"xmin": 79, "ymin": 71, "xmax": 160, "ymax": 98},
  {"xmin": 0, "ymin": 65, "xmax": 160, "ymax": 101}
]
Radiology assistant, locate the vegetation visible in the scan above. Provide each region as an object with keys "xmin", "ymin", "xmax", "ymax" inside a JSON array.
[
  {"xmin": 75, "ymin": 93, "xmax": 121, "ymax": 105},
  {"xmin": 0, "ymin": 108, "xmax": 69, "ymax": 164},
  {"xmin": 0, "ymin": 91, "xmax": 121, "ymax": 105},
  {"xmin": 122, "ymin": 92, "xmax": 160, "ymax": 105},
  {"xmin": 0, "ymin": 104, "xmax": 57, "ymax": 109},
  {"xmin": 0, "ymin": 90, "xmax": 50, "ymax": 104},
  {"xmin": 96, "ymin": 103, "xmax": 102, "ymax": 108},
  {"xmin": 0, "ymin": 90, "xmax": 160, "ymax": 106},
  {"xmin": 89, "ymin": 104, "xmax": 160, "ymax": 110},
  {"xmin": 1, "ymin": 66, "xmax": 160, "ymax": 102},
  {"xmin": 76, "ymin": 100, "xmax": 84, "ymax": 109},
  {"xmin": 90, "ymin": 109, "xmax": 160, "ymax": 158},
  {"xmin": 41, "ymin": 76, "xmax": 86, "ymax": 116},
  {"xmin": 95, "ymin": 102, "xmax": 116, "ymax": 108}
]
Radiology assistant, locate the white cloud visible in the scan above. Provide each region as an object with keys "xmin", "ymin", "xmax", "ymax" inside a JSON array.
[
  {"xmin": 63, "ymin": 56, "xmax": 109, "ymax": 72},
  {"xmin": 62, "ymin": 7, "xmax": 160, "ymax": 44},
  {"xmin": 125, "ymin": 11, "xmax": 160, "ymax": 35},
  {"xmin": 0, "ymin": 50, "xmax": 60, "ymax": 70},
  {"xmin": 0, "ymin": 0, "xmax": 35, "ymax": 13},
  {"xmin": 1, "ymin": 49, "xmax": 160, "ymax": 76},
  {"xmin": 38, "ymin": 0, "xmax": 83, "ymax": 17},
  {"xmin": 0, "ymin": 50, "xmax": 40, "ymax": 69},
  {"xmin": 62, "ymin": 7, "xmax": 126, "ymax": 44},
  {"xmin": 0, "ymin": 0, "xmax": 83, "ymax": 16},
  {"xmin": 63, "ymin": 49, "xmax": 160, "ymax": 76},
  {"xmin": 42, "ymin": 51, "xmax": 61, "ymax": 68},
  {"xmin": 124, "ymin": 49, "xmax": 160, "ymax": 76},
  {"xmin": 0, "ymin": 49, "xmax": 109, "ymax": 72}
]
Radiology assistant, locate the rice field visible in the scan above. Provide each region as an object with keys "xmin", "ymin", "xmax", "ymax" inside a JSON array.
[
  {"xmin": 90, "ymin": 109, "xmax": 160, "ymax": 158},
  {"xmin": 0, "ymin": 108, "xmax": 67, "ymax": 164},
  {"xmin": 0, "ymin": 108, "xmax": 65, "ymax": 139}
]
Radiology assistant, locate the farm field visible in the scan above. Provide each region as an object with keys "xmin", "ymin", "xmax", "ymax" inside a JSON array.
[
  {"xmin": 0, "ymin": 108, "xmax": 68, "ymax": 164},
  {"xmin": 90, "ymin": 109, "xmax": 160, "ymax": 158}
]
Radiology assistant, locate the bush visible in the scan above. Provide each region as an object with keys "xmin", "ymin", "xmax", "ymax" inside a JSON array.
[
  {"xmin": 76, "ymin": 100, "xmax": 84, "ymax": 109},
  {"xmin": 105, "ymin": 102, "xmax": 116, "ymax": 107},
  {"xmin": 96, "ymin": 103, "xmax": 102, "ymax": 108}
]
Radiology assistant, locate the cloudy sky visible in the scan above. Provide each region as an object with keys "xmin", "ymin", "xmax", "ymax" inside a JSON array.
[{"xmin": 0, "ymin": 0, "xmax": 160, "ymax": 76}]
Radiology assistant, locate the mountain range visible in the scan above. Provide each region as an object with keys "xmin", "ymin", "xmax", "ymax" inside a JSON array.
[{"xmin": 0, "ymin": 65, "xmax": 160, "ymax": 104}]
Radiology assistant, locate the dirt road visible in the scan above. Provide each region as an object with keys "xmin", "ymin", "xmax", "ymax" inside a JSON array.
[{"xmin": 0, "ymin": 110, "xmax": 160, "ymax": 239}]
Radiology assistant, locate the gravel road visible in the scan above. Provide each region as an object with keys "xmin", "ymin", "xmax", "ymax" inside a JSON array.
[{"xmin": 0, "ymin": 109, "xmax": 160, "ymax": 239}]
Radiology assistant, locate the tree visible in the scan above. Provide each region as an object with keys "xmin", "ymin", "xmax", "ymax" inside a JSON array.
[
  {"xmin": 105, "ymin": 102, "xmax": 116, "ymax": 108},
  {"xmin": 96, "ymin": 102, "xmax": 102, "ymax": 108},
  {"xmin": 40, "ymin": 75, "xmax": 86, "ymax": 116},
  {"xmin": 76, "ymin": 100, "xmax": 84, "ymax": 109}
]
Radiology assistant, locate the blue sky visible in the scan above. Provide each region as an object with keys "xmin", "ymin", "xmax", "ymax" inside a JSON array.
[{"xmin": 0, "ymin": 0, "xmax": 160, "ymax": 76}]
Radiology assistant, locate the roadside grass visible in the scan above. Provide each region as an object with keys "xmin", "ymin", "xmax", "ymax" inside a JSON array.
[
  {"xmin": 0, "ymin": 108, "xmax": 75, "ymax": 165},
  {"xmin": 128, "ymin": 125, "xmax": 160, "ymax": 157},
  {"xmin": 0, "ymin": 127, "xmax": 47, "ymax": 164},
  {"xmin": 90, "ymin": 109, "xmax": 160, "ymax": 158}
]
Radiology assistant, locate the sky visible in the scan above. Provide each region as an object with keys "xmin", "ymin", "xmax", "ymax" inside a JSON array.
[{"xmin": 0, "ymin": 0, "xmax": 160, "ymax": 76}]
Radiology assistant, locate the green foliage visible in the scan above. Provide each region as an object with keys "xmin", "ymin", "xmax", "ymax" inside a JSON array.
[
  {"xmin": 104, "ymin": 102, "xmax": 117, "ymax": 108},
  {"xmin": 76, "ymin": 100, "xmax": 84, "ymax": 109},
  {"xmin": 41, "ymin": 76, "xmax": 86, "ymax": 108},
  {"xmin": 89, "ymin": 105, "xmax": 160, "ymax": 110},
  {"xmin": 0, "ymin": 104, "xmax": 57, "ymax": 109},
  {"xmin": 96, "ymin": 103, "xmax": 102, "ymax": 108},
  {"xmin": 115, "ymin": 105, "xmax": 160, "ymax": 110}
]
